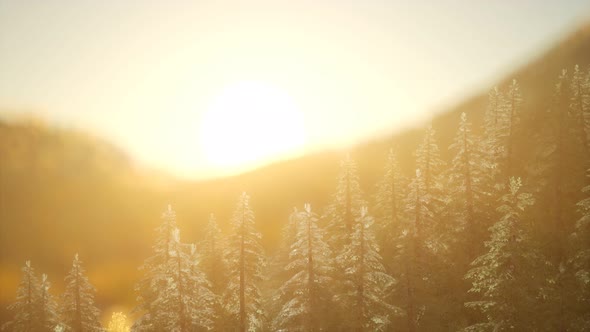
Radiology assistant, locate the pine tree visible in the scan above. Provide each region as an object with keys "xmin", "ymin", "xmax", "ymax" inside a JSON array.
[
  {"xmin": 154, "ymin": 229, "xmax": 215, "ymax": 331},
  {"xmin": 2, "ymin": 261, "xmax": 41, "ymax": 332},
  {"xmin": 272, "ymin": 204, "xmax": 333, "ymax": 331},
  {"xmin": 324, "ymin": 154, "xmax": 366, "ymax": 329},
  {"xmin": 187, "ymin": 244, "xmax": 217, "ymax": 331},
  {"xmin": 132, "ymin": 205, "xmax": 179, "ymax": 331},
  {"xmin": 375, "ymin": 149, "xmax": 405, "ymax": 230},
  {"xmin": 482, "ymin": 87, "xmax": 506, "ymax": 176},
  {"xmin": 326, "ymin": 154, "xmax": 366, "ymax": 246},
  {"xmin": 223, "ymin": 192, "xmax": 265, "ymax": 332},
  {"xmin": 547, "ymin": 69, "xmax": 574, "ymax": 256},
  {"xmin": 415, "ymin": 126, "xmax": 449, "ymax": 252},
  {"xmin": 266, "ymin": 207, "xmax": 301, "ymax": 325},
  {"xmin": 464, "ymin": 178, "xmax": 542, "ymax": 331},
  {"xmin": 415, "ymin": 126, "xmax": 445, "ymax": 195},
  {"xmin": 3, "ymin": 264, "xmax": 59, "ymax": 332},
  {"xmin": 571, "ymin": 169, "xmax": 590, "ymax": 329},
  {"xmin": 337, "ymin": 206, "xmax": 401, "ymax": 331},
  {"xmin": 38, "ymin": 274, "xmax": 60, "ymax": 332},
  {"xmin": 528, "ymin": 69, "xmax": 588, "ymax": 331},
  {"xmin": 534, "ymin": 68, "xmax": 589, "ymax": 244},
  {"xmin": 199, "ymin": 213, "xmax": 228, "ymax": 331},
  {"xmin": 587, "ymin": 66, "xmax": 590, "ymax": 120},
  {"xmin": 479, "ymin": 86, "xmax": 508, "ymax": 230},
  {"xmin": 404, "ymin": 170, "xmax": 432, "ymax": 249},
  {"xmin": 374, "ymin": 148, "xmax": 406, "ymax": 263},
  {"xmin": 60, "ymin": 254, "xmax": 103, "ymax": 332},
  {"xmin": 570, "ymin": 64, "xmax": 590, "ymax": 156},
  {"xmin": 394, "ymin": 169, "xmax": 434, "ymax": 332},
  {"xmin": 448, "ymin": 112, "xmax": 487, "ymax": 253},
  {"xmin": 133, "ymin": 205, "xmax": 215, "ymax": 331},
  {"xmin": 106, "ymin": 312, "xmax": 129, "ymax": 332},
  {"xmin": 446, "ymin": 113, "xmax": 492, "ymax": 329},
  {"xmin": 501, "ymin": 79, "xmax": 523, "ymax": 177}
]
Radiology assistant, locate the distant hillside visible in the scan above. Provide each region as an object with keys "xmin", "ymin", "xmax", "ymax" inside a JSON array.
[
  {"xmin": 1, "ymin": 23, "xmax": 590, "ymax": 324},
  {"xmin": 0, "ymin": 118, "xmax": 170, "ymax": 320},
  {"xmin": 173, "ymin": 22, "xmax": 590, "ymax": 250}
]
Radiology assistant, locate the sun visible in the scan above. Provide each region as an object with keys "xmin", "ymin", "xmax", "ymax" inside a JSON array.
[{"xmin": 200, "ymin": 81, "xmax": 306, "ymax": 174}]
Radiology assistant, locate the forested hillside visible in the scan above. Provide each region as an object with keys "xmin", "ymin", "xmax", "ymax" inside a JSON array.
[
  {"xmin": 0, "ymin": 119, "xmax": 171, "ymax": 322},
  {"xmin": 1, "ymin": 24, "xmax": 590, "ymax": 331}
]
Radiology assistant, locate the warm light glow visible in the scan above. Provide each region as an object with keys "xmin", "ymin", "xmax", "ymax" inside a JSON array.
[{"xmin": 200, "ymin": 81, "xmax": 305, "ymax": 173}]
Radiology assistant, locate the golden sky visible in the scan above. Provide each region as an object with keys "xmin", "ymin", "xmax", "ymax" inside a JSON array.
[{"xmin": 1, "ymin": 1, "xmax": 589, "ymax": 178}]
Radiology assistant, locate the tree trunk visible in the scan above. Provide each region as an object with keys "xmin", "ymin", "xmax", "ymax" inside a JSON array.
[
  {"xmin": 424, "ymin": 137, "xmax": 431, "ymax": 193},
  {"xmin": 391, "ymin": 172, "xmax": 398, "ymax": 228},
  {"xmin": 415, "ymin": 182, "xmax": 422, "ymax": 240},
  {"xmin": 357, "ymin": 216, "xmax": 365, "ymax": 332},
  {"xmin": 346, "ymin": 173, "xmax": 353, "ymax": 234},
  {"xmin": 75, "ymin": 264, "xmax": 82, "ymax": 332},
  {"xmin": 463, "ymin": 128, "xmax": 476, "ymax": 255},
  {"xmin": 26, "ymin": 272, "xmax": 32, "ymax": 332},
  {"xmin": 405, "ymin": 254, "xmax": 416, "ymax": 332},
  {"xmin": 575, "ymin": 81, "xmax": 590, "ymax": 156},
  {"xmin": 506, "ymin": 94, "xmax": 516, "ymax": 177},
  {"xmin": 555, "ymin": 86, "xmax": 567, "ymax": 332},
  {"xmin": 307, "ymin": 213, "xmax": 315, "ymax": 332},
  {"xmin": 177, "ymin": 254, "xmax": 186, "ymax": 332},
  {"xmin": 239, "ymin": 207, "xmax": 246, "ymax": 332}
]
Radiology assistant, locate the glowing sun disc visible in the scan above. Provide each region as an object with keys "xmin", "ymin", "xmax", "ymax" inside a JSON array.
[{"xmin": 200, "ymin": 81, "xmax": 305, "ymax": 172}]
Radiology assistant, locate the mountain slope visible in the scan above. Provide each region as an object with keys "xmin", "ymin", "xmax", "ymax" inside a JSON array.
[
  {"xmin": 173, "ymin": 22, "xmax": 590, "ymax": 250},
  {"xmin": 0, "ymin": 118, "xmax": 170, "ymax": 320},
  {"xmin": 1, "ymin": 22, "xmax": 589, "ymax": 323}
]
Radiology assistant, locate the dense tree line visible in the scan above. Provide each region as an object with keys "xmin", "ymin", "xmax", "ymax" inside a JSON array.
[
  {"xmin": 4, "ymin": 65, "xmax": 590, "ymax": 331},
  {"xmin": 2, "ymin": 256, "xmax": 102, "ymax": 332}
]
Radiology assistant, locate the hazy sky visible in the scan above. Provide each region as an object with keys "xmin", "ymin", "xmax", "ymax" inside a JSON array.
[{"xmin": 1, "ymin": 1, "xmax": 589, "ymax": 178}]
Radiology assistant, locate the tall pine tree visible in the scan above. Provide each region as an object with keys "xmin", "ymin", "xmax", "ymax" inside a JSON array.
[
  {"xmin": 501, "ymin": 79, "xmax": 523, "ymax": 177},
  {"xmin": 337, "ymin": 206, "xmax": 401, "ymax": 331},
  {"xmin": 199, "ymin": 213, "xmax": 228, "ymax": 331},
  {"xmin": 464, "ymin": 178, "xmax": 542, "ymax": 331},
  {"xmin": 570, "ymin": 64, "xmax": 590, "ymax": 157},
  {"xmin": 481, "ymin": 86, "xmax": 506, "ymax": 177},
  {"xmin": 272, "ymin": 204, "xmax": 333, "ymax": 331},
  {"xmin": 324, "ymin": 154, "xmax": 366, "ymax": 329},
  {"xmin": 415, "ymin": 125, "xmax": 449, "ymax": 252},
  {"xmin": 448, "ymin": 112, "xmax": 488, "ymax": 253},
  {"xmin": 571, "ymin": 169, "xmax": 590, "ymax": 329},
  {"xmin": 60, "ymin": 254, "xmax": 103, "ymax": 332},
  {"xmin": 38, "ymin": 274, "xmax": 59, "ymax": 332},
  {"xmin": 223, "ymin": 193, "xmax": 265, "ymax": 332},
  {"xmin": 3, "ymin": 261, "xmax": 41, "ymax": 332},
  {"xmin": 415, "ymin": 126, "xmax": 445, "ymax": 196},
  {"xmin": 394, "ymin": 169, "xmax": 433, "ymax": 332},
  {"xmin": 132, "ymin": 205, "xmax": 179, "ymax": 331},
  {"xmin": 446, "ymin": 113, "xmax": 491, "ymax": 329},
  {"xmin": 154, "ymin": 229, "xmax": 215, "ymax": 331},
  {"xmin": 326, "ymin": 154, "xmax": 366, "ymax": 246},
  {"xmin": 374, "ymin": 149, "xmax": 406, "ymax": 271}
]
